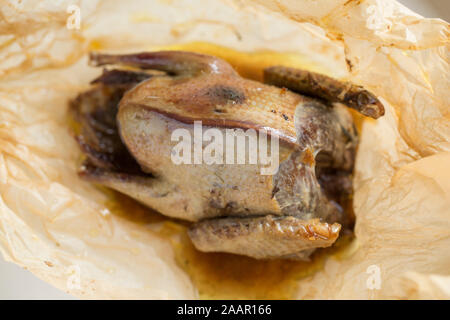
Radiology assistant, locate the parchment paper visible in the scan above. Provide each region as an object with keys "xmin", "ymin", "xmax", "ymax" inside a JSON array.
[{"xmin": 0, "ymin": 0, "xmax": 448, "ymax": 299}]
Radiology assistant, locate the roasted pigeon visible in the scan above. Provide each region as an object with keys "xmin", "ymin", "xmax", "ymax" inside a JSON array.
[{"xmin": 70, "ymin": 51, "xmax": 384, "ymax": 260}]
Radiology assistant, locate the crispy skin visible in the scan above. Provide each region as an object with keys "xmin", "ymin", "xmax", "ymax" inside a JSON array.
[{"xmin": 90, "ymin": 51, "xmax": 237, "ymax": 77}]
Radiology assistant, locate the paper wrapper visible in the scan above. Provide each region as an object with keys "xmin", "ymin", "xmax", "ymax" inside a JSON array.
[{"xmin": 0, "ymin": 0, "xmax": 448, "ymax": 299}]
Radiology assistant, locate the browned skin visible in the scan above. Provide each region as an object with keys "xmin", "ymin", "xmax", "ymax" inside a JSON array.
[
  {"xmin": 90, "ymin": 52, "xmax": 306, "ymax": 145},
  {"xmin": 264, "ymin": 66, "xmax": 385, "ymax": 119},
  {"xmin": 70, "ymin": 51, "xmax": 383, "ymax": 259},
  {"xmin": 189, "ymin": 216, "xmax": 341, "ymax": 260},
  {"xmin": 69, "ymin": 69, "xmax": 152, "ymax": 173}
]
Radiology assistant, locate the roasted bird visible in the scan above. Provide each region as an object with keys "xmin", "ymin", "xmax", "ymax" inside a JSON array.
[{"xmin": 70, "ymin": 51, "xmax": 384, "ymax": 260}]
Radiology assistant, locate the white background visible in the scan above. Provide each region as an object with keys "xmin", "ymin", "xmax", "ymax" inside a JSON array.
[{"xmin": 0, "ymin": 0, "xmax": 448, "ymax": 300}]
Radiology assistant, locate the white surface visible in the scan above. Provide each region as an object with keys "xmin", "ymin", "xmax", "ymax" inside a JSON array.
[
  {"xmin": 400, "ymin": 0, "xmax": 449, "ymax": 22},
  {"xmin": 0, "ymin": 259, "xmax": 75, "ymax": 299},
  {"xmin": 0, "ymin": 0, "xmax": 447, "ymax": 300}
]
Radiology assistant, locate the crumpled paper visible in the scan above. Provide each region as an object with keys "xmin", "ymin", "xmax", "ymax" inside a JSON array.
[{"xmin": 0, "ymin": 0, "xmax": 448, "ymax": 299}]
